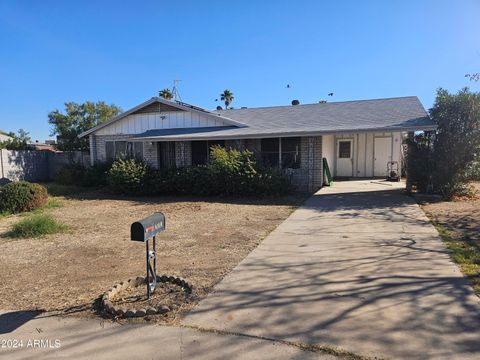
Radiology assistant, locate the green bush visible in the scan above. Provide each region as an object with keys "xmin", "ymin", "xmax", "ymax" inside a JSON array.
[
  {"xmin": 157, "ymin": 147, "xmax": 291, "ymax": 197},
  {"xmin": 107, "ymin": 158, "xmax": 149, "ymax": 195},
  {"xmin": 0, "ymin": 181, "xmax": 48, "ymax": 213},
  {"xmin": 82, "ymin": 162, "xmax": 110, "ymax": 187},
  {"xmin": 55, "ymin": 162, "xmax": 109, "ymax": 187},
  {"xmin": 9, "ymin": 214, "xmax": 67, "ymax": 238},
  {"xmin": 55, "ymin": 163, "xmax": 86, "ymax": 185}
]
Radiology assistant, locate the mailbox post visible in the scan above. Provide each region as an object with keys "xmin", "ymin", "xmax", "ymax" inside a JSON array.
[{"xmin": 131, "ymin": 212, "xmax": 165, "ymax": 299}]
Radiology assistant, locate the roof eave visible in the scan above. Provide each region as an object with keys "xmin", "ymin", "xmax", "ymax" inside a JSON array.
[{"xmin": 130, "ymin": 124, "xmax": 437, "ymax": 142}]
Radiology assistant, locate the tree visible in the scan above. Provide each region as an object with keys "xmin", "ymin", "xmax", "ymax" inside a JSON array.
[
  {"xmin": 430, "ymin": 87, "xmax": 480, "ymax": 197},
  {"xmin": 220, "ymin": 89, "xmax": 234, "ymax": 110},
  {"xmin": 48, "ymin": 101, "xmax": 122, "ymax": 151},
  {"xmin": 465, "ymin": 73, "xmax": 480, "ymax": 81},
  {"xmin": 0, "ymin": 129, "xmax": 32, "ymax": 150},
  {"xmin": 159, "ymin": 88, "xmax": 173, "ymax": 100}
]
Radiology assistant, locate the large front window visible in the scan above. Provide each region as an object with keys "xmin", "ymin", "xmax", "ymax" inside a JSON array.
[
  {"xmin": 105, "ymin": 141, "xmax": 144, "ymax": 161},
  {"xmin": 261, "ymin": 137, "xmax": 301, "ymax": 169}
]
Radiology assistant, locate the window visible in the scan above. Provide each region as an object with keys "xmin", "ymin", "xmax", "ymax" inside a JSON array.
[
  {"xmin": 105, "ymin": 141, "xmax": 114, "ymax": 161},
  {"xmin": 115, "ymin": 141, "xmax": 127, "ymax": 158},
  {"xmin": 105, "ymin": 141, "xmax": 143, "ymax": 161},
  {"xmin": 159, "ymin": 142, "xmax": 176, "ymax": 169},
  {"xmin": 127, "ymin": 142, "xmax": 144, "ymax": 160},
  {"xmin": 260, "ymin": 138, "xmax": 301, "ymax": 169},
  {"xmin": 191, "ymin": 140, "xmax": 225, "ymax": 165},
  {"xmin": 261, "ymin": 138, "xmax": 279, "ymax": 167},
  {"xmin": 338, "ymin": 141, "xmax": 351, "ymax": 158},
  {"xmin": 281, "ymin": 137, "xmax": 301, "ymax": 169},
  {"xmin": 192, "ymin": 141, "xmax": 208, "ymax": 165}
]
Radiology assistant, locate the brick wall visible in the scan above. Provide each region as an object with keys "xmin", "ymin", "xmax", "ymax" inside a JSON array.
[{"xmin": 89, "ymin": 135, "xmax": 323, "ymax": 192}]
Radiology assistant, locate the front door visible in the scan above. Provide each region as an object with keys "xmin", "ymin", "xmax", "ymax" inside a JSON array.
[
  {"xmin": 374, "ymin": 137, "xmax": 392, "ymax": 177},
  {"xmin": 336, "ymin": 139, "xmax": 353, "ymax": 177}
]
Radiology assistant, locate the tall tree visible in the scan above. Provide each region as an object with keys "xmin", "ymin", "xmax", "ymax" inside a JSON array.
[
  {"xmin": 48, "ymin": 101, "xmax": 122, "ymax": 151},
  {"xmin": 159, "ymin": 88, "xmax": 173, "ymax": 100},
  {"xmin": 220, "ymin": 89, "xmax": 234, "ymax": 110},
  {"xmin": 431, "ymin": 87, "xmax": 480, "ymax": 197}
]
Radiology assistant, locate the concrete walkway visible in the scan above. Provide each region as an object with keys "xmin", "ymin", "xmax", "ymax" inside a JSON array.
[
  {"xmin": 0, "ymin": 310, "xmax": 333, "ymax": 360},
  {"xmin": 184, "ymin": 180, "xmax": 480, "ymax": 359}
]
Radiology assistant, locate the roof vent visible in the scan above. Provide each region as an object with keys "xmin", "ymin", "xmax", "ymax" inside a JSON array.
[
  {"xmin": 216, "ymin": 106, "xmax": 223, "ymax": 111},
  {"xmin": 291, "ymin": 100, "xmax": 300, "ymax": 106}
]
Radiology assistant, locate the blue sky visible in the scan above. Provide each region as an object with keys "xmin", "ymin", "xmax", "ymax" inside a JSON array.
[{"xmin": 0, "ymin": 0, "xmax": 479, "ymax": 141}]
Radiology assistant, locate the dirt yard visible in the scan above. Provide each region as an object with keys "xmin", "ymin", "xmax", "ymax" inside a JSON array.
[
  {"xmin": 419, "ymin": 182, "xmax": 480, "ymax": 294},
  {"xmin": 0, "ymin": 188, "xmax": 306, "ymax": 323}
]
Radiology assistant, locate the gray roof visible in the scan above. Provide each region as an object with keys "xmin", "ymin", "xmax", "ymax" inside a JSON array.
[{"xmin": 132, "ymin": 96, "xmax": 434, "ymax": 141}]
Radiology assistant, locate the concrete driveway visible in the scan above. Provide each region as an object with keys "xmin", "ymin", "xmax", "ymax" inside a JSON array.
[{"xmin": 184, "ymin": 180, "xmax": 480, "ymax": 359}]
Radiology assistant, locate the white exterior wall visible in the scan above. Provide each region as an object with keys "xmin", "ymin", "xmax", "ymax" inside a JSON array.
[
  {"xmin": 96, "ymin": 111, "xmax": 227, "ymax": 136},
  {"xmin": 322, "ymin": 135, "xmax": 334, "ymax": 174},
  {"xmin": 331, "ymin": 131, "xmax": 403, "ymax": 178}
]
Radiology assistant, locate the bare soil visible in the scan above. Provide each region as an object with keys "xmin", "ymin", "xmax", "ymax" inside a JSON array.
[
  {"xmin": 419, "ymin": 182, "xmax": 480, "ymax": 244},
  {"xmin": 0, "ymin": 189, "xmax": 305, "ymax": 323},
  {"xmin": 418, "ymin": 182, "xmax": 480, "ymax": 294}
]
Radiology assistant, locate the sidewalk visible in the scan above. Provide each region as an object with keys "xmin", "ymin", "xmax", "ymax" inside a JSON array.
[{"xmin": 0, "ymin": 310, "xmax": 333, "ymax": 359}]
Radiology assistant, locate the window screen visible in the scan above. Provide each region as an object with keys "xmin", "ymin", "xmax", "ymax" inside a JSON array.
[
  {"xmin": 159, "ymin": 142, "xmax": 176, "ymax": 169},
  {"xmin": 192, "ymin": 141, "xmax": 208, "ymax": 165},
  {"xmin": 115, "ymin": 141, "xmax": 127, "ymax": 159},
  {"xmin": 261, "ymin": 138, "xmax": 280, "ymax": 167},
  {"xmin": 126, "ymin": 142, "xmax": 143, "ymax": 160},
  {"xmin": 338, "ymin": 141, "xmax": 351, "ymax": 158},
  {"xmin": 281, "ymin": 137, "xmax": 301, "ymax": 169},
  {"xmin": 105, "ymin": 141, "xmax": 114, "ymax": 161}
]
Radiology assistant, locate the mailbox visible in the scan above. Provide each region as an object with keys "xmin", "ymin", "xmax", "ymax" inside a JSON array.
[
  {"xmin": 131, "ymin": 212, "xmax": 165, "ymax": 242},
  {"xmin": 130, "ymin": 212, "xmax": 165, "ymax": 298}
]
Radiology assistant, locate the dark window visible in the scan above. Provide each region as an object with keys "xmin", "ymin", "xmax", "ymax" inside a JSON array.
[
  {"xmin": 339, "ymin": 141, "xmax": 351, "ymax": 158},
  {"xmin": 191, "ymin": 140, "xmax": 226, "ymax": 165},
  {"xmin": 192, "ymin": 141, "xmax": 208, "ymax": 165},
  {"xmin": 115, "ymin": 141, "xmax": 127, "ymax": 159},
  {"xmin": 159, "ymin": 142, "xmax": 176, "ymax": 169},
  {"xmin": 261, "ymin": 138, "xmax": 280, "ymax": 167},
  {"xmin": 127, "ymin": 142, "xmax": 144, "ymax": 160},
  {"xmin": 105, "ymin": 141, "xmax": 114, "ymax": 161},
  {"xmin": 281, "ymin": 137, "xmax": 301, "ymax": 169},
  {"xmin": 208, "ymin": 140, "xmax": 225, "ymax": 153}
]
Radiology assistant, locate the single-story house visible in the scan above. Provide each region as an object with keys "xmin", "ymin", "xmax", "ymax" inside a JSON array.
[
  {"xmin": 79, "ymin": 96, "xmax": 436, "ymax": 192},
  {"xmin": 0, "ymin": 131, "xmax": 12, "ymax": 142}
]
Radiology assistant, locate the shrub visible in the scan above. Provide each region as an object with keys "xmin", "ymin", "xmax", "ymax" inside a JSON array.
[
  {"xmin": 9, "ymin": 214, "xmax": 67, "ymax": 238},
  {"xmin": 103, "ymin": 148, "xmax": 292, "ymax": 197},
  {"xmin": 55, "ymin": 162, "xmax": 110, "ymax": 187},
  {"xmin": 55, "ymin": 163, "xmax": 86, "ymax": 185},
  {"xmin": 0, "ymin": 181, "xmax": 48, "ymax": 213},
  {"xmin": 107, "ymin": 158, "xmax": 149, "ymax": 194},
  {"xmin": 82, "ymin": 162, "xmax": 110, "ymax": 187}
]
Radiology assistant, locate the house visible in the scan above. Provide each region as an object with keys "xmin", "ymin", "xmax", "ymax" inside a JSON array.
[
  {"xmin": 0, "ymin": 131, "xmax": 12, "ymax": 142},
  {"xmin": 79, "ymin": 96, "xmax": 436, "ymax": 192}
]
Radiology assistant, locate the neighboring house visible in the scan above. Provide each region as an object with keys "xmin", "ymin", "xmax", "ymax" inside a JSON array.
[
  {"xmin": 0, "ymin": 131, "xmax": 12, "ymax": 142},
  {"xmin": 79, "ymin": 96, "xmax": 436, "ymax": 191}
]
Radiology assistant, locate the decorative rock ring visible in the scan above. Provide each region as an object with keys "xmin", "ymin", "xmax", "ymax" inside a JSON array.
[{"xmin": 102, "ymin": 275, "xmax": 192, "ymax": 318}]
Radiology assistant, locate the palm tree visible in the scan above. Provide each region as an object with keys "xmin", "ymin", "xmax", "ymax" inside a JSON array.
[
  {"xmin": 220, "ymin": 89, "xmax": 234, "ymax": 110},
  {"xmin": 159, "ymin": 88, "xmax": 173, "ymax": 100}
]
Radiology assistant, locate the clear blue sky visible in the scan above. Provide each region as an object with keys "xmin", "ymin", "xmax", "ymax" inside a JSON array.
[{"xmin": 0, "ymin": 0, "xmax": 479, "ymax": 141}]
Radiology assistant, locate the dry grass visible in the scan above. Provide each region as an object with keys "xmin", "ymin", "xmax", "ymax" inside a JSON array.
[
  {"xmin": 419, "ymin": 182, "xmax": 480, "ymax": 295},
  {"xmin": 0, "ymin": 188, "xmax": 306, "ymax": 323}
]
